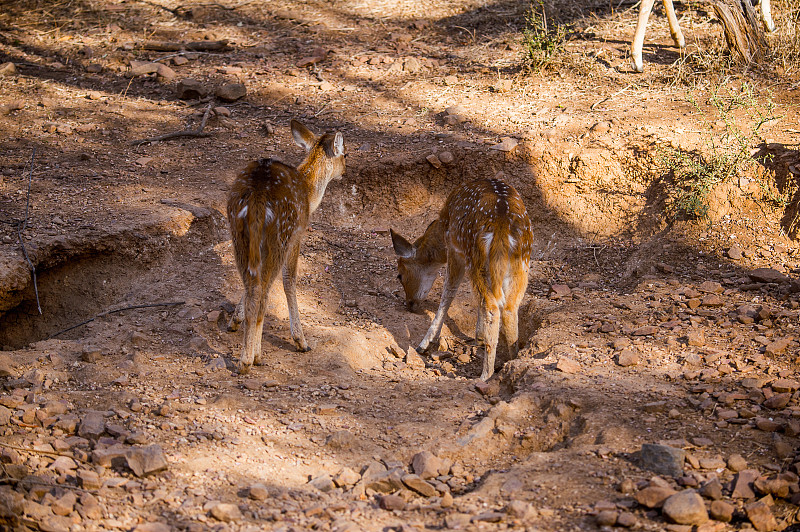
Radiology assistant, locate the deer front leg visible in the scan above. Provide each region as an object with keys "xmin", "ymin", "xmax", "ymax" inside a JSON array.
[
  {"xmin": 631, "ymin": 0, "xmax": 656, "ymax": 72},
  {"xmin": 227, "ymin": 294, "xmax": 245, "ymax": 332},
  {"xmin": 760, "ymin": 0, "xmax": 775, "ymax": 32},
  {"xmin": 283, "ymin": 236, "xmax": 310, "ymax": 352},
  {"xmin": 418, "ymin": 256, "xmax": 465, "ymax": 353},
  {"xmin": 662, "ymin": 0, "xmax": 685, "ymax": 49}
]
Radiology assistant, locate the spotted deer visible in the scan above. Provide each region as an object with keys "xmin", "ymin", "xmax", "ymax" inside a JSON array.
[
  {"xmin": 631, "ymin": 0, "xmax": 774, "ymax": 72},
  {"xmin": 390, "ymin": 178, "xmax": 533, "ymax": 381},
  {"xmin": 227, "ymin": 120, "xmax": 345, "ymax": 374}
]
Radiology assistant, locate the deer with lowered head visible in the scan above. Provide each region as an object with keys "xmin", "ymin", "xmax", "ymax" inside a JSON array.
[
  {"xmin": 227, "ymin": 120, "xmax": 345, "ymax": 374},
  {"xmin": 391, "ymin": 178, "xmax": 533, "ymax": 381}
]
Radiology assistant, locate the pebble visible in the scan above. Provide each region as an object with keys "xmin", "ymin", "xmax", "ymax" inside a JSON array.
[
  {"xmin": 662, "ymin": 490, "xmax": 709, "ymax": 525},
  {"xmin": 709, "ymin": 500, "xmax": 734, "ymax": 522},
  {"xmin": 216, "ymin": 83, "xmax": 247, "ymax": 102},
  {"xmin": 699, "ymin": 479, "xmax": 723, "ymax": 500},
  {"xmin": 640, "ymin": 444, "xmax": 685, "ymax": 477},
  {"xmin": 744, "ymin": 497, "xmax": 778, "ymax": 531},
  {"xmin": 412, "ymin": 451, "xmax": 445, "ymax": 479},
  {"xmin": 635, "ymin": 486, "xmax": 677, "ymax": 508},
  {"xmin": 379, "ymin": 494, "xmax": 406, "ymax": 511},
  {"xmin": 209, "ymin": 502, "xmax": 242, "ymax": 522},
  {"xmin": 556, "ymin": 357, "xmax": 581, "ymax": 374},
  {"xmin": 617, "ymin": 348, "xmax": 639, "ymax": 367},
  {"xmin": 595, "ymin": 510, "xmax": 618, "ymax": 526}
]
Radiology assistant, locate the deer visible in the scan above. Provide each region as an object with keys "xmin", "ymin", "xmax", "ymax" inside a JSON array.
[
  {"xmin": 631, "ymin": 0, "xmax": 774, "ymax": 72},
  {"xmin": 227, "ymin": 119, "xmax": 345, "ymax": 374},
  {"xmin": 390, "ymin": 178, "xmax": 534, "ymax": 381}
]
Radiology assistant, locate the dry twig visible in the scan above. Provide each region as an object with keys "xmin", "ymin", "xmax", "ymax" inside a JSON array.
[
  {"xmin": 47, "ymin": 301, "xmax": 184, "ymax": 339},
  {"xmin": 130, "ymin": 102, "xmax": 214, "ymax": 145}
]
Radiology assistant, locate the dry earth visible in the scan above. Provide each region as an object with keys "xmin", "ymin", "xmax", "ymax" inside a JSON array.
[{"xmin": 2, "ymin": 0, "xmax": 800, "ymax": 531}]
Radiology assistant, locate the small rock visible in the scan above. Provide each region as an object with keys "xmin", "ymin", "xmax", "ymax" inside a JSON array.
[
  {"xmin": 596, "ymin": 510, "xmax": 618, "ymax": 526},
  {"xmin": 549, "ymin": 284, "xmax": 572, "ymax": 299},
  {"xmin": 405, "ymin": 347, "xmax": 426, "ymax": 370},
  {"xmin": 129, "ymin": 61, "xmax": 159, "ymax": 76},
  {"xmin": 309, "ymin": 474, "xmax": 335, "ymax": 492},
  {"xmin": 727, "ymin": 245, "xmax": 743, "ymax": 260},
  {"xmin": 635, "ymin": 486, "xmax": 677, "ymax": 508},
  {"xmin": 710, "ymin": 500, "xmax": 734, "ymax": 522},
  {"xmin": 633, "ymin": 325, "xmax": 659, "ymax": 336},
  {"xmin": 640, "ymin": 443, "xmax": 685, "ymax": 477},
  {"xmin": 248, "ymin": 483, "xmax": 269, "ymax": 500},
  {"xmin": 443, "ymin": 75, "xmax": 458, "ymax": 86},
  {"xmin": 402, "ymin": 474, "xmax": 437, "ymax": 497},
  {"xmin": 765, "ymin": 339, "xmax": 792, "ymax": 356},
  {"xmin": 556, "ymin": 357, "xmax": 581, "ymax": 374},
  {"xmin": 699, "ymin": 479, "xmax": 723, "ymax": 500},
  {"xmin": 155, "ymin": 63, "xmax": 176, "ymax": 81},
  {"xmin": 125, "ymin": 444, "xmax": 168, "ymax": 477},
  {"xmin": 727, "ymin": 455, "xmax": 747, "ymax": 473},
  {"xmin": 617, "ymin": 511, "xmax": 637, "ymax": 528},
  {"xmin": 438, "ymin": 151, "xmax": 454, "ymax": 164},
  {"xmin": 686, "ymin": 331, "xmax": 705, "ymax": 347},
  {"xmin": 732, "ymin": 469, "xmax": 760, "ymax": 498},
  {"xmin": 216, "ymin": 83, "xmax": 246, "ymax": 102},
  {"xmin": 379, "ymin": 494, "xmax": 406, "ymax": 511},
  {"xmin": 662, "ymin": 490, "xmax": 709, "ymax": 525},
  {"xmin": 489, "ymin": 137, "xmax": 518, "ymax": 152},
  {"xmin": 745, "ymin": 497, "xmax": 778, "ymax": 531},
  {"xmin": 78, "ymin": 411, "xmax": 106, "ymax": 439},
  {"xmin": 333, "ymin": 467, "xmax": 360, "ymax": 487},
  {"xmin": 617, "ymin": 348, "xmax": 639, "ymax": 367},
  {"xmin": 764, "ymin": 392, "xmax": 791, "ymax": 409},
  {"xmin": 0, "ymin": 62, "xmax": 16, "ymax": 76},
  {"xmin": 749, "ymin": 268, "xmax": 788, "ymax": 284},
  {"xmin": 176, "ymin": 79, "xmax": 207, "ymax": 100},
  {"xmin": 412, "ymin": 451, "xmax": 445, "ymax": 479},
  {"xmin": 209, "ymin": 502, "xmax": 242, "ymax": 522},
  {"xmin": 698, "ymin": 281, "xmax": 723, "ymax": 293},
  {"xmin": 426, "ymin": 154, "xmax": 442, "ymax": 168},
  {"xmin": 505, "ymin": 500, "xmax": 536, "ymax": 519}
]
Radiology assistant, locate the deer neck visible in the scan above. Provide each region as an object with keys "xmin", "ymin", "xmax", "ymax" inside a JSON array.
[
  {"xmin": 416, "ymin": 219, "xmax": 448, "ymax": 265},
  {"xmin": 298, "ymin": 159, "xmax": 335, "ymax": 214}
]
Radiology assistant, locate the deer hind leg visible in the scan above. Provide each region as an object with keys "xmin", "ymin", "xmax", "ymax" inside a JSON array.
[
  {"xmin": 227, "ymin": 294, "xmax": 245, "ymax": 332},
  {"xmin": 283, "ymin": 236, "xmax": 310, "ymax": 352},
  {"xmin": 240, "ymin": 280, "xmax": 266, "ymax": 374},
  {"xmin": 760, "ymin": 0, "xmax": 775, "ymax": 32},
  {"xmin": 500, "ymin": 263, "xmax": 530, "ymax": 361},
  {"xmin": 478, "ymin": 297, "xmax": 501, "ymax": 382},
  {"xmin": 662, "ymin": 0, "xmax": 685, "ymax": 49},
  {"xmin": 418, "ymin": 254, "xmax": 465, "ymax": 353}
]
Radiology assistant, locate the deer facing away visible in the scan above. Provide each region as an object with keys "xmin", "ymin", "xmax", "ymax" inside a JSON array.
[
  {"xmin": 227, "ymin": 120, "xmax": 345, "ymax": 374},
  {"xmin": 391, "ymin": 178, "xmax": 533, "ymax": 381},
  {"xmin": 631, "ymin": 0, "xmax": 774, "ymax": 72}
]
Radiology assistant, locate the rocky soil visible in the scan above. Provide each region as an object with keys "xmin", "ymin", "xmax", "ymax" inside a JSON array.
[{"xmin": 2, "ymin": 0, "xmax": 800, "ymax": 530}]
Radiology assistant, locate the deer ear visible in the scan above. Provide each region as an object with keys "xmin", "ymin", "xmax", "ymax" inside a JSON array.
[
  {"xmin": 291, "ymin": 120, "xmax": 315, "ymax": 152},
  {"xmin": 390, "ymin": 229, "xmax": 414, "ymax": 259},
  {"xmin": 333, "ymin": 132, "xmax": 344, "ymax": 157}
]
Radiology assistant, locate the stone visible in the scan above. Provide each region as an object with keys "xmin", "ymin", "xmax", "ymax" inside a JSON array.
[
  {"xmin": 333, "ymin": 467, "xmax": 360, "ymax": 487},
  {"xmin": 765, "ymin": 339, "xmax": 792, "ymax": 356},
  {"xmin": 176, "ymin": 79, "xmax": 207, "ymax": 100},
  {"xmin": 402, "ymin": 474, "xmax": 437, "ymax": 497},
  {"xmin": 405, "ymin": 347, "xmax": 426, "ymax": 370},
  {"xmin": 412, "ymin": 451, "xmax": 445, "ymax": 479},
  {"xmin": 702, "ymin": 295, "xmax": 724, "ymax": 307},
  {"xmin": 326, "ymin": 430, "xmax": 356, "ymax": 450},
  {"xmin": 710, "ymin": 500, "xmax": 734, "ymax": 522},
  {"xmin": 133, "ymin": 524, "xmax": 171, "ymax": 532},
  {"xmin": 745, "ymin": 497, "xmax": 778, "ymax": 531},
  {"xmin": 595, "ymin": 510, "xmax": 618, "ymax": 526},
  {"xmin": 128, "ymin": 61, "xmax": 159, "ymax": 76},
  {"xmin": 444, "ymin": 513, "xmax": 471, "ymax": 528},
  {"xmin": 0, "ymin": 406, "xmax": 11, "ymax": 426},
  {"xmin": 0, "ymin": 62, "xmax": 16, "ymax": 76},
  {"xmin": 81, "ymin": 346, "xmax": 103, "ymax": 362},
  {"xmin": 617, "ymin": 511, "xmax": 637, "ymax": 527},
  {"xmin": 364, "ymin": 469, "xmax": 404, "ymax": 493},
  {"xmin": 727, "ymin": 245, "xmax": 743, "ymax": 260},
  {"xmin": 640, "ymin": 443, "xmax": 685, "ymax": 477},
  {"xmin": 209, "ymin": 502, "xmax": 242, "ymax": 522},
  {"xmin": 556, "ymin": 357, "xmax": 580, "ymax": 374},
  {"xmin": 549, "ymin": 284, "xmax": 572, "ymax": 299},
  {"xmin": 505, "ymin": 500, "xmax": 536, "ymax": 519},
  {"xmin": 732, "ymin": 469, "xmax": 760, "ymax": 498},
  {"xmin": 662, "ymin": 490, "xmax": 709, "ymax": 525},
  {"xmin": 699, "ymin": 479, "xmax": 723, "ymax": 500},
  {"xmin": 78, "ymin": 492, "xmax": 102, "ymax": 520},
  {"xmin": 92, "ymin": 445, "xmax": 128, "ymax": 467},
  {"xmin": 49, "ymin": 456, "xmax": 77, "ymax": 474},
  {"xmin": 378, "ymin": 494, "xmax": 405, "ymax": 510},
  {"xmin": 78, "ymin": 410, "xmax": 106, "ymax": 439},
  {"xmin": 216, "ymin": 83, "xmax": 246, "ymax": 102},
  {"xmin": 426, "ymin": 154, "xmax": 442, "ymax": 168},
  {"xmin": 633, "ymin": 325, "xmax": 659, "ymax": 336},
  {"xmin": 749, "ymin": 268, "xmax": 788, "ymax": 284},
  {"xmin": 39, "ymin": 515, "xmax": 73, "ymax": 532},
  {"xmin": 309, "ymin": 474, "xmax": 335, "ymax": 492},
  {"xmin": 617, "ymin": 348, "xmax": 639, "ymax": 366},
  {"xmin": 635, "ymin": 486, "xmax": 677, "ymax": 508},
  {"xmin": 699, "ymin": 281, "xmax": 723, "ymax": 293},
  {"xmin": 764, "ymin": 393, "xmax": 791, "ymax": 409},
  {"xmin": 754, "ymin": 476, "xmax": 789, "ymax": 498},
  {"xmin": 155, "ymin": 63, "xmax": 176, "ymax": 81},
  {"xmin": 438, "ymin": 151, "xmax": 454, "ymax": 164},
  {"xmin": 686, "ymin": 331, "xmax": 705, "ymax": 347},
  {"xmin": 51, "ymin": 491, "xmax": 76, "ymax": 516},
  {"xmin": 125, "ymin": 444, "xmax": 168, "ymax": 477},
  {"xmin": 78, "ymin": 469, "xmax": 101, "ymax": 490},
  {"xmin": 489, "ymin": 137, "xmax": 518, "ymax": 152},
  {"xmin": 771, "ymin": 379, "xmax": 800, "ymax": 392}
]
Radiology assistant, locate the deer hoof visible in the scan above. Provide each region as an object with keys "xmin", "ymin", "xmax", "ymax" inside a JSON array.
[{"xmin": 237, "ymin": 363, "xmax": 251, "ymax": 375}]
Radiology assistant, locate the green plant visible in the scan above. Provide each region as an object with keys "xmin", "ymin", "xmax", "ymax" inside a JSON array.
[
  {"xmin": 521, "ymin": 0, "xmax": 569, "ymax": 71},
  {"xmin": 657, "ymin": 82, "xmax": 782, "ymax": 221}
]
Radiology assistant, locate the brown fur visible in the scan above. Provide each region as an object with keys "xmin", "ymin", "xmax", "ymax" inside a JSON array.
[
  {"xmin": 227, "ymin": 120, "xmax": 345, "ymax": 374},
  {"xmin": 391, "ymin": 178, "xmax": 533, "ymax": 381}
]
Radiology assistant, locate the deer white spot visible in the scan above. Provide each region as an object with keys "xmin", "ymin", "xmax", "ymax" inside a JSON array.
[
  {"xmin": 248, "ymin": 266, "xmax": 257, "ymax": 277},
  {"xmin": 508, "ymin": 234, "xmax": 517, "ymax": 251},
  {"xmin": 237, "ymin": 205, "xmax": 248, "ymax": 219},
  {"xmin": 482, "ymin": 232, "xmax": 493, "ymax": 254},
  {"xmin": 265, "ymin": 207, "xmax": 274, "ymax": 224}
]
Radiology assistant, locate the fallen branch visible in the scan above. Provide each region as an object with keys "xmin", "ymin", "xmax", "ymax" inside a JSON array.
[
  {"xmin": 0, "ymin": 441, "xmax": 91, "ymax": 465},
  {"xmin": 17, "ymin": 149, "xmax": 41, "ymax": 315},
  {"xmin": 130, "ymin": 102, "xmax": 214, "ymax": 145},
  {"xmin": 47, "ymin": 301, "xmax": 184, "ymax": 340},
  {"xmin": 141, "ymin": 39, "xmax": 229, "ymax": 52}
]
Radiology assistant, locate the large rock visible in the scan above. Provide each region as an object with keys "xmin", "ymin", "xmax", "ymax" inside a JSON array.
[
  {"xmin": 662, "ymin": 490, "xmax": 709, "ymax": 525},
  {"xmin": 640, "ymin": 443, "xmax": 685, "ymax": 477}
]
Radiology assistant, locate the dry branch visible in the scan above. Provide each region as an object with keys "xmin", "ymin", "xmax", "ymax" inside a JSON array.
[
  {"xmin": 17, "ymin": 150, "xmax": 41, "ymax": 315},
  {"xmin": 712, "ymin": 0, "xmax": 768, "ymax": 65},
  {"xmin": 47, "ymin": 301, "xmax": 185, "ymax": 340},
  {"xmin": 141, "ymin": 39, "xmax": 229, "ymax": 52},
  {"xmin": 130, "ymin": 102, "xmax": 214, "ymax": 145}
]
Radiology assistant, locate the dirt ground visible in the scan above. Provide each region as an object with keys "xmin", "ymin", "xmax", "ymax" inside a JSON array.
[{"xmin": 2, "ymin": 0, "xmax": 800, "ymax": 530}]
